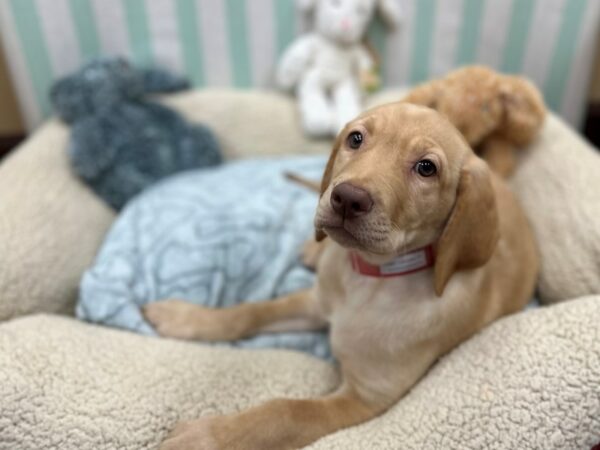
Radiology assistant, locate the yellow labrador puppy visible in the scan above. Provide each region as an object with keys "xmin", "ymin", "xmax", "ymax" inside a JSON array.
[{"xmin": 144, "ymin": 103, "xmax": 538, "ymax": 450}]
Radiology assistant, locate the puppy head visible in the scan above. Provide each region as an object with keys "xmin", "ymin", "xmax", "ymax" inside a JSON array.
[{"xmin": 315, "ymin": 103, "xmax": 499, "ymax": 295}]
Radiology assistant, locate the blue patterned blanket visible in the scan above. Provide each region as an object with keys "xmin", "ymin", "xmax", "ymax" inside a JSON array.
[{"xmin": 77, "ymin": 155, "xmax": 331, "ymax": 359}]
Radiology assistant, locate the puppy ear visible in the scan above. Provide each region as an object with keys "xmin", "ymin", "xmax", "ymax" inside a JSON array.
[
  {"xmin": 316, "ymin": 133, "xmax": 344, "ymax": 242},
  {"xmin": 377, "ymin": 0, "xmax": 403, "ymax": 28},
  {"xmin": 315, "ymin": 228, "xmax": 328, "ymax": 242},
  {"xmin": 434, "ymin": 155, "xmax": 499, "ymax": 296},
  {"xmin": 319, "ymin": 132, "xmax": 344, "ymax": 197},
  {"xmin": 499, "ymin": 76, "xmax": 546, "ymax": 146}
]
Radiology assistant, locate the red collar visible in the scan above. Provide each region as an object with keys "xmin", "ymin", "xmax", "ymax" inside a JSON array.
[{"xmin": 350, "ymin": 245, "xmax": 435, "ymax": 278}]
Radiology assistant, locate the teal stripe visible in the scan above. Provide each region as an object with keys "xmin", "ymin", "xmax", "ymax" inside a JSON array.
[
  {"xmin": 366, "ymin": 18, "xmax": 387, "ymax": 83},
  {"xmin": 225, "ymin": 0, "xmax": 252, "ymax": 87},
  {"xmin": 176, "ymin": 0, "xmax": 205, "ymax": 86},
  {"xmin": 68, "ymin": 0, "xmax": 101, "ymax": 58},
  {"xmin": 9, "ymin": 0, "xmax": 53, "ymax": 116},
  {"xmin": 455, "ymin": 0, "xmax": 486, "ymax": 65},
  {"xmin": 501, "ymin": 0, "xmax": 536, "ymax": 73},
  {"xmin": 544, "ymin": 0, "xmax": 588, "ymax": 110},
  {"xmin": 123, "ymin": 0, "xmax": 153, "ymax": 65},
  {"xmin": 274, "ymin": 0, "xmax": 295, "ymax": 57},
  {"xmin": 409, "ymin": 0, "xmax": 437, "ymax": 84}
]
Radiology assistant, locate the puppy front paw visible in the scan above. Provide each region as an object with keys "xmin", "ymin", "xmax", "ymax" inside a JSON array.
[
  {"xmin": 143, "ymin": 299, "xmax": 203, "ymax": 340},
  {"xmin": 142, "ymin": 299, "xmax": 247, "ymax": 341},
  {"xmin": 159, "ymin": 417, "xmax": 221, "ymax": 450},
  {"xmin": 143, "ymin": 300, "xmax": 243, "ymax": 342},
  {"xmin": 160, "ymin": 416, "xmax": 266, "ymax": 450}
]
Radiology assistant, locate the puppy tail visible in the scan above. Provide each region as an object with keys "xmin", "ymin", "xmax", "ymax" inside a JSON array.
[{"xmin": 284, "ymin": 172, "xmax": 321, "ymax": 193}]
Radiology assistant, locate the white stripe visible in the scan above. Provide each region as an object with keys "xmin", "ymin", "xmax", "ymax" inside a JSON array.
[
  {"xmin": 560, "ymin": 0, "xmax": 600, "ymax": 126},
  {"xmin": 91, "ymin": 0, "xmax": 131, "ymax": 58},
  {"xmin": 429, "ymin": 0, "xmax": 463, "ymax": 79},
  {"xmin": 246, "ymin": 0, "xmax": 276, "ymax": 87},
  {"xmin": 476, "ymin": 0, "xmax": 513, "ymax": 68},
  {"xmin": 0, "ymin": 1, "xmax": 42, "ymax": 130},
  {"xmin": 197, "ymin": 0, "xmax": 231, "ymax": 86},
  {"xmin": 145, "ymin": 0, "xmax": 184, "ymax": 74},
  {"xmin": 521, "ymin": 0, "xmax": 565, "ymax": 88},
  {"xmin": 35, "ymin": 0, "xmax": 81, "ymax": 77},
  {"xmin": 385, "ymin": 0, "xmax": 415, "ymax": 86}
]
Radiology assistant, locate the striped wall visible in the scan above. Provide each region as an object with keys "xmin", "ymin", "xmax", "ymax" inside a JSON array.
[{"xmin": 0, "ymin": 0, "xmax": 599, "ymax": 130}]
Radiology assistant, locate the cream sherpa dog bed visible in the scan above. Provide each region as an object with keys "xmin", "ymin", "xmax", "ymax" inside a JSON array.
[
  {"xmin": 1, "ymin": 296, "xmax": 598, "ymax": 450},
  {"xmin": 0, "ymin": 89, "xmax": 599, "ymax": 449}
]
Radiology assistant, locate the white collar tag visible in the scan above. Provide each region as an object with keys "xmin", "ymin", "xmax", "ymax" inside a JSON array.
[{"xmin": 350, "ymin": 245, "xmax": 435, "ymax": 278}]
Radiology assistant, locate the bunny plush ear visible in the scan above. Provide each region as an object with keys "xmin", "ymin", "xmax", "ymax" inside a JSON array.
[
  {"xmin": 377, "ymin": 0, "xmax": 403, "ymax": 28},
  {"xmin": 297, "ymin": 0, "xmax": 318, "ymax": 12},
  {"xmin": 140, "ymin": 68, "xmax": 189, "ymax": 94}
]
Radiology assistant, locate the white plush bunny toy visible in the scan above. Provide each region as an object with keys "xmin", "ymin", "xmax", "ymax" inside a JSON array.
[{"xmin": 276, "ymin": 0, "xmax": 402, "ymax": 137}]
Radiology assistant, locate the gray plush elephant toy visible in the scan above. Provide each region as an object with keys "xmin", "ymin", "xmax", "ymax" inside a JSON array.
[{"xmin": 50, "ymin": 57, "xmax": 222, "ymax": 210}]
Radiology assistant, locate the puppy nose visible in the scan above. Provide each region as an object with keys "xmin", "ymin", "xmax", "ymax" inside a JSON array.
[{"xmin": 330, "ymin": 183, "xmax": 373, "ymax": 219}]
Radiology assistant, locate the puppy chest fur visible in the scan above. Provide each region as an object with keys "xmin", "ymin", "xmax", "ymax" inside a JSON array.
[{"xmin": 316, "ymin": 240, "xmax": 491, "ymax": 402}]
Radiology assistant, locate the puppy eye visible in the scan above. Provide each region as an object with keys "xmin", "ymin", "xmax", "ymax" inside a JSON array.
[
  {"xmin": 347, "ymin": 131, "xmax": 363, "ymax": 150},
  {"xmin": 415, "ymin": 159, "xmax": 437, "ymax": 177}
]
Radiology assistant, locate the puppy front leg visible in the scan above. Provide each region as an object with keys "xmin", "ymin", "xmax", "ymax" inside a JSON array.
[
  {"xmin": 143, "ymin": 289, "xmax": 325, "ymax": 341},
  {"xmin": 159, "ymin": 385, "xmax": 388, "ymax": 450}
]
